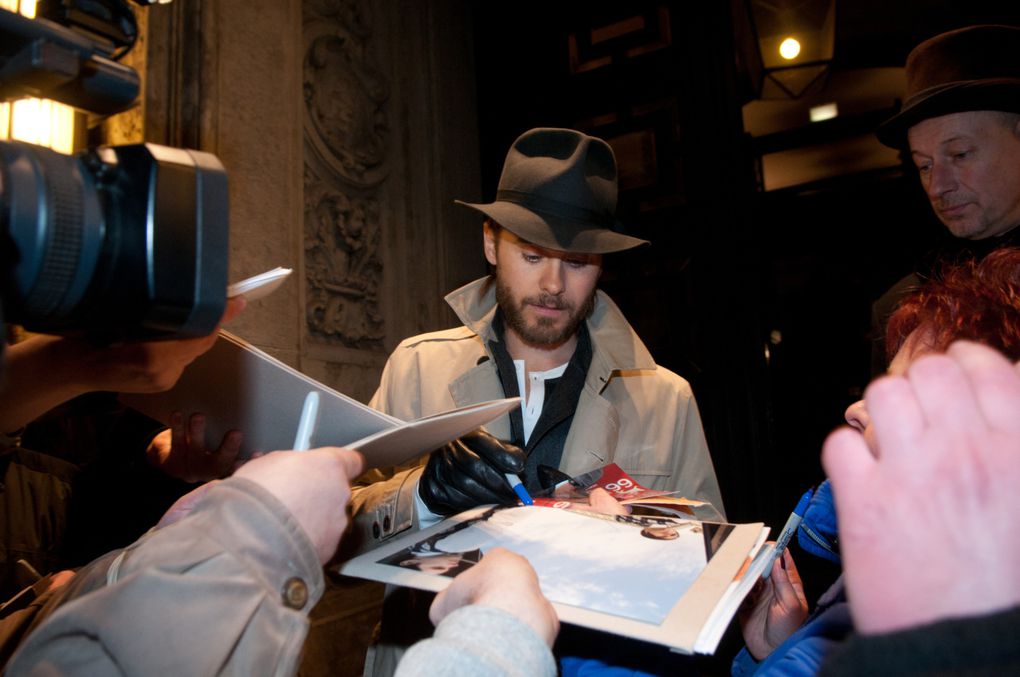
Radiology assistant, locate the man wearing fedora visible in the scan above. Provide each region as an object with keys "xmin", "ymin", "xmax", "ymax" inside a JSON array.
[
  {"xmin": 347, "ymin": 127, "xmax": 723, "ymax": 675},
  {"xmin": 871, "ymin": 24, "xmax": 1020, "ymax": 371}
]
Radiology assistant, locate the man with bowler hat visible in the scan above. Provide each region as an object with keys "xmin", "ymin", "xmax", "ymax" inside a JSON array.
[
  {"xmin": 348, "ymin": 128, "xmax": 724, "ymax": 675},
  {"xmin": 871, "ymin": 24, "xmax": 1020, "ymax": 371}
]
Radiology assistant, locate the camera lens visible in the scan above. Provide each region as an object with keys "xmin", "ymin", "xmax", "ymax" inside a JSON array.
[
  {"xmin": 0, "ymin": 141, "xmax": 104, "ymax": 328},
  {"xmin": 0, "ymin": 141, "xmax": 228, "ymax": 340}
]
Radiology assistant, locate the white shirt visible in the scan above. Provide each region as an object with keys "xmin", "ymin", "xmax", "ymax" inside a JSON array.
[{"xmin": 513, "ymin": 359, "xmax": 568, "ymax": 445}]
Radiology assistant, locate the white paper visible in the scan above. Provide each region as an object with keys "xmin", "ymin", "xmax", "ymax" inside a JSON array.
[
  {"xmin": 227, "ymin": 267, "xmax": 293, "ymax": 301},
  {"xmin": 122, "ymin": 330, "xmax": 518, "ymax": 466},
  {"xmin": 342, "ymin": 505, "xmax": 768, "ymax": 654}
]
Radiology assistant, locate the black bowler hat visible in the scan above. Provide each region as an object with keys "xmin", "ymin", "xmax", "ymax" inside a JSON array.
[
  {"xmin": 877, "ymin": 25, "xmax": 1020, "ymax": 148},
  {"xmin": 455, "ymin": 128, "xmax": 648, "ymax": 254}
]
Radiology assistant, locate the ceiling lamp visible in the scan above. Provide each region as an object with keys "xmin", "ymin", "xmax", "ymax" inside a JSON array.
[{"xmin": 744, "ymin": 0, "xmax": 836, "ymax": 99}]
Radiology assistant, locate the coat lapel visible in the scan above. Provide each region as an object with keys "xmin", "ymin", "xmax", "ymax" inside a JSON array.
[{"xmin": 448, "ymin": 361, "xmax": 513, "ymax": 441}]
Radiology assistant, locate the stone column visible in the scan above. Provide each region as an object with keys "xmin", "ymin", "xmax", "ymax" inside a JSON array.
[{"xmin": 144, "ymin": 0, "xmax": 306, "ymax": 368}]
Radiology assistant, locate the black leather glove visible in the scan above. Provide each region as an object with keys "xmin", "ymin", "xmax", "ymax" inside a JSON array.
[{"xmin": 418, "ymin": 429, "xmax": 526, "ymax": 516}]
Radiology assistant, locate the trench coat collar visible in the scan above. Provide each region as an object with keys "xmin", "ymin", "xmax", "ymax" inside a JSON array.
[{"xmin": 443, "ymin": 276, "xmax": 657, "ymax": 377}]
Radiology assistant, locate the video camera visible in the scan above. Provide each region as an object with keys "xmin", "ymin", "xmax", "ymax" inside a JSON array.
[{"xmin": 0, "ymin": 0, "xmax": 228, "ymax": 341}]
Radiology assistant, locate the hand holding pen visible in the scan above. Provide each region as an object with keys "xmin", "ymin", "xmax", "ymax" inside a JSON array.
[
  {"xmin": 418, "ymin": 430, "xmax": 527, "ymax": 516},
  {"xmin": 763, "ymin": 486, "xmax": 814, "ymax": 580}
]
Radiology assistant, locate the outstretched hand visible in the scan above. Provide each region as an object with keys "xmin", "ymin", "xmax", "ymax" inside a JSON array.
[
  {"xmin": 823, "ymin": 341, "xmax": 1020, "ymax": 635},
  {"xmin": 72, "ymin": 296, "xmax": 246, "ymax": 394},
  {"xmin": 430, "ymin": 547, "xmax": 559, "ymax": 647},
  {"xmin": 158, "ymin": 445, "xmax": 365, "ymax": 564},
  {"xmin": 146, "ymin": 412, "xmax": 242, "ymax": 483},
  {"xmin": 738, "ymin": 549, "xmax": 808, "ymax": 660},
  {"xmin": 0, "ymin": 298, "xmax": 245, "ymax": 434},
  {"xmin": 233, "ymin": 446, "xmax": 365, "ymax": 564}
]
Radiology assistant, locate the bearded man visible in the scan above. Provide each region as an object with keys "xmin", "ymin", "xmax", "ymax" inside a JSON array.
[
  {"xmin": 349, "ymin": 127, "xmax": 723, "ymax": 549},
  {"xmin": 347, "ymin": 126, "xmax": 724, "ymax": 676}
]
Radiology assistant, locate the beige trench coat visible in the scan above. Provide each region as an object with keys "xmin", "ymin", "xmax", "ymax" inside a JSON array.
[{"xmin": 347, "ymin": 276, "xmax": 724, "ymax": 555}]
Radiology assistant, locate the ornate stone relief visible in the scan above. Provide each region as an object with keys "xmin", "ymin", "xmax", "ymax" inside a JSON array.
[
  {"xmin": 304, "ymin": 173, "xmax": 384, "ymax": 347},
  {"xmin": 303, "ymin": 0, "xmax": 389, "ymax": 350}
]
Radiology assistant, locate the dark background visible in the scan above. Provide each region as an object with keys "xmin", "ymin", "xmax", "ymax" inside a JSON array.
[{"xmin": 466, "ymin": 5, "xmax": 1020, "ymax": 664}]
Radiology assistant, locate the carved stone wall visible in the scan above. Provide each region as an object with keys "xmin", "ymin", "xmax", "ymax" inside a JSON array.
[
  {"xmin": 302, "ymin": 0, "xmax": 389, "ymax": 385},
  {"xmin": 135, "ymin": 0, "xmax": 483, "ymax": 401},
  {"xmin": 299, "ymin": 0, "xmax": 485, "ymax": 403}
]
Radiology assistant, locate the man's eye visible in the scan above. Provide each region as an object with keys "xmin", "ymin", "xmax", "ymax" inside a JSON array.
[
  {"xmin": 565, "ymin": 259, "xmax": 588, "ymax": 268},
  {"xmin": 523, "ymin": 254, "xmax": 541, "ymax": 263}
]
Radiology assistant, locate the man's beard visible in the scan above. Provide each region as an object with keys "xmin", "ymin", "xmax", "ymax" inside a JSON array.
[{"xmin": 496, "ymin": 278, "xmax": 596, "ymax": 349}]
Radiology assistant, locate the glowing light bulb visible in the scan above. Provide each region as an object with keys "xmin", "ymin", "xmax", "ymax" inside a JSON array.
[
  {"xmin": 779, "ymin": 37, "xmax": 801, "ymax": 60},
  {"xmin": 4, "ymin": 98, "xmax": 76, "ymax": 154},
  {"xmin": 0, "ymin": 0, "xmax": 77, "ymax": 154}
]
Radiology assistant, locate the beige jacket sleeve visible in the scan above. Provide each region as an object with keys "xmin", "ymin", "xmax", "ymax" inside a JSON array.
[
  {"xmin": 344, "ymin": 342, "xmax": 436, "ymax": 556},
  {"xmin": 345, "ymin": 465, "xmax": 425, "ymax": 556},
  {"xmin": 7, "ymin": 478, "xmax": 323, "ymax": 676}
]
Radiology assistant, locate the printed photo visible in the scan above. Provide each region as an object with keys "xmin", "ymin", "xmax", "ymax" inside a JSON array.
[{"xmin": 376, "ymin": 505, "xmax": 734, "ymax": 624}]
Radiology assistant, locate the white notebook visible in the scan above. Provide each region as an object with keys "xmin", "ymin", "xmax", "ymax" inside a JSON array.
[{"xmin": 122, "ymin": 330, "xmax": 518, "ymax": 467}]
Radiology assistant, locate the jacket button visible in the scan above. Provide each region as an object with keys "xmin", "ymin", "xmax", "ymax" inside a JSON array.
[
  {"xmin": 281, "ymin": 577, "xmax": 309, "ymax": 610},
  {"xmin": 372, "ymin": 521, "xmax": 381, "ymax": 538}
]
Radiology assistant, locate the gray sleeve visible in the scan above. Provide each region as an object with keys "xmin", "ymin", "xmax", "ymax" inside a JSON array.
[
  {"xmin": 395, "ymin": 605, "xmax": 556, "ymax": 677},
  {"xmin": 7, "ymin": 478, "xmax": 323, "ymax": 676}
]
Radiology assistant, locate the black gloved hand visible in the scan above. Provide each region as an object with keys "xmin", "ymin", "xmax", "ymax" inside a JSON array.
[{"xmin": 418, "ymin": 429, "xmax": 526, "ymax": 516}]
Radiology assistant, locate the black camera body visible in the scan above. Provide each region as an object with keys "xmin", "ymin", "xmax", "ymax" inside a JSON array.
[
  {"xmin": 0, "ymin": 141, "xmax": 228, "ymax": 340},
  {"xmin": 0, "ymin": 5, "xmax": 139, "ymax": 115},
  {"xmin": 0, "ymin": 2, "xmax": 229, "ymax": 342}
]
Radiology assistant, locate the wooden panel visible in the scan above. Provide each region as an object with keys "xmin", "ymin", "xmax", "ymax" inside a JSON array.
[{"xmin": 568, "ymin": 5, "xmax": 672, "ymax": 74}]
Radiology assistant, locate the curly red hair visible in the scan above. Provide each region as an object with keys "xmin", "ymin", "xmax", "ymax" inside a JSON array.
[{"xmin": 886, "ymin": 248, "xmax": 1020, "ymax": 362}]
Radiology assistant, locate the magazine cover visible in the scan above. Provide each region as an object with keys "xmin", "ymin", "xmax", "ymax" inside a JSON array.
[
  {"xmin": 531, "ymin": 463, "xmax": 725, "ymax": 521},
  {"xmin": 122, "ymin": 330, "xmax": 518, "ymax": 466},
  {"xmin": 342, "ymin": 504, "xmax": 769, "ymax": 654}
]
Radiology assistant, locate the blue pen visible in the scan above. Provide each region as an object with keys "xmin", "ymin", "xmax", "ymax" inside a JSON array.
[
  {"xmin": 763, "ymin": 486, "xmax": 813, "ymax": 579},
  {"xmin": 505, "ymin": 473, "xmax": 534, "ymax": 506}
]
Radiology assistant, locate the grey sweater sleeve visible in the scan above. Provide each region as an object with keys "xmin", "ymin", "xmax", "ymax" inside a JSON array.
[
  {"xmin": 7, "ymin": 478, "xmax": 324, "ymax": 676},
  {"xmin": 395, "ymin": 605, "xmax": 556, "ymax": 677}
]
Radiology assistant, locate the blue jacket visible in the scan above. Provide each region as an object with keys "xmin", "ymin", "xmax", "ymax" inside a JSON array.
[
  {"xmin": 731, "ymin": 480, "xmax": 852, "ymax": 676},
  {"xmin": 731, "ymin": 577, "xmax": 850, "ymax": 676}
]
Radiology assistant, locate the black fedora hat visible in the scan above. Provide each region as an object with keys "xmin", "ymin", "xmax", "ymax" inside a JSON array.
[
  {"xmin": 877, "ymin": 25, "xmax": 1020, "ymax": 148},
  {"xmin": 455, "ymin": 128, "xmax": 648, "ymax": 254}
]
